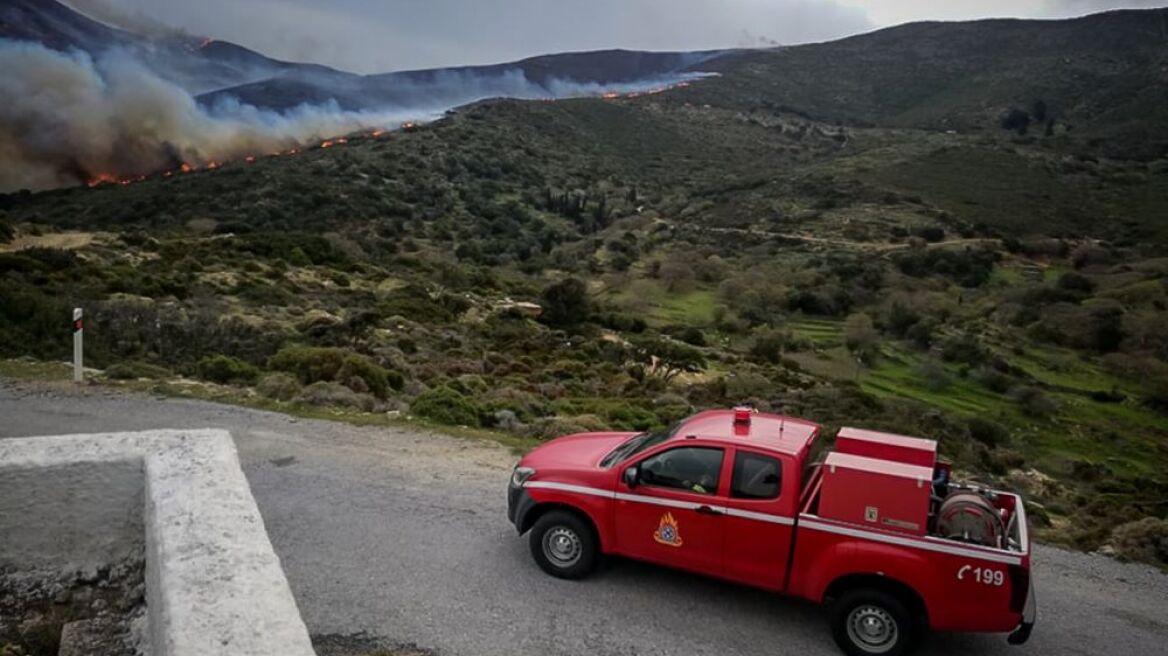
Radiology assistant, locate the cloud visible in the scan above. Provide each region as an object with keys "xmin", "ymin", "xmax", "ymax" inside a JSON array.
[
  {"xmin": 1040, "ymin": 0, "xmax": 1168, "ymax": 13},
  {"xmin": 64, "ymin": 0, "xmax": 876, "ymax": 73}
]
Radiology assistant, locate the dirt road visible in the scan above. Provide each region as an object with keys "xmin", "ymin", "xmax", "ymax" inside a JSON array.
[{"xmin": 2, "ymin": 381, "xmax": 1166, "ymax": 656}]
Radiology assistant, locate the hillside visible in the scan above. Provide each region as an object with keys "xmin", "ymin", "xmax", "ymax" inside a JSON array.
[
  {"xmin": 1, "ymin": 9, "xmax": 1167, "ymax": 565},
  {"xmin": 685, "ymin": 9, "xmax": 1168, "ymax": 159}
]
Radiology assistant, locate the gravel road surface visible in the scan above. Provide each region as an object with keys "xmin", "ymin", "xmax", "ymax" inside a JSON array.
[{"xmin": 3, "ymin": 381, "xmax": 1166, "ymax": 656}]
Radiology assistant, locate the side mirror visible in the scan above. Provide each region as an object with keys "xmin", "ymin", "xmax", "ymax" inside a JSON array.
[{"xmin": 623, "ymin": 465, "xmax": 639, "ymax": 489}]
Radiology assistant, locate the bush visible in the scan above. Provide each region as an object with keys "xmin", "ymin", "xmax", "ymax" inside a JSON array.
[
  {"xmin": 269, "ymin": 346, "xmax": 401, "ymax": 399},
  {"xmin": 747, "ymin": 327, "xmax": 806, "ymax": 363},
  {"xmin": 527, "ymin": 414, "xmax": 610, "ymax": 440},
  {"xmin": 606, "ymin": 403, "xmax": 659, "ymax": 431},
  {"xmin": 1109, "ymin": 517, "xmax": 1168, "ymax": 566},
  {"xmin": 971, "ymin": 366, "xmax": 1013, "ymax": 393},
  {"xmin": 197, "ymin": 354, "xmax": 260, "ymax": 385},
  {"xmin": 540, "ymin": 277, "xmax": 590, "ymax": 326},
  {"xmin": 0, "ymin": 219, "xmax": 13, "ymax": 243},
  {"xmin": 1010, "ymin": 386, "xmax": 1058, "ymax": 418},
  {"xmin": 967, "ymin": 417, "xmax": 1009, "ymax": 447},
  {"xmin": 257, "ymin": 372, "xmax": 301, "ymax": 401},
  {"xmin": 941, "ymin": 333, "xmax": 985, "ymax": 366},
  {"xmin": 411, "ymin": 386, "xmax": 482, "ymax": 426},
  {"xmin": 295, "ymin": 381, "xmax": 376, "ymax": 411},
  {"xmin": 105, "ymin": 360, "xmax": 171, "ymax": 380}
]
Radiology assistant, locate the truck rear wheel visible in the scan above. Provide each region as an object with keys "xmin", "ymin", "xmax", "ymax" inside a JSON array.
[
  {"xmin": 529, "ymin": 510, "xmax": 598, "ymax": 580},
  {"xmin": 829, "ymin": 588, "xmax": 917, "ymax": 656}
]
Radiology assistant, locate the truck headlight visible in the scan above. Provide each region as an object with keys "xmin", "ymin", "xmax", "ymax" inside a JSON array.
[{"xmin": 511, "ymin": 466, "xmax": 536, "ymax": 487}]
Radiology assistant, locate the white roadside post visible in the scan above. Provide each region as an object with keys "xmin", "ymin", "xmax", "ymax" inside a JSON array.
[{"xmin": 72, "ymin": 307, "xmax": 83, "ymax": 383}]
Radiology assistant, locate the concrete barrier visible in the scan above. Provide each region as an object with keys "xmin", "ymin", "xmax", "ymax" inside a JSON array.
[{"xmin": 0, "ymin": 429, "xmax": 316, "ymax": 656}]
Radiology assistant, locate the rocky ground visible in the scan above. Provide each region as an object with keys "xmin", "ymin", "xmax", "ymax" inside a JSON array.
[{"xmin": 0, "ymin": 559, "xmax": 144, "ymax": 656}]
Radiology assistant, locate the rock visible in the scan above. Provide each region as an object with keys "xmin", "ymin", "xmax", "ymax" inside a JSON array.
[
  {"xmin": 58, "ymin": 618, "xmax": 125, "ymax": 656},
  {"xmin": 493, "ymin": 409, "xmax": 527, "ymax": 434}
]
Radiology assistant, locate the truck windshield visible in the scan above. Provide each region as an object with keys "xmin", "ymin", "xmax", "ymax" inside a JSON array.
[{"xmin": 600, "ymin": 423, "xmax": 680, "ymax": 467}]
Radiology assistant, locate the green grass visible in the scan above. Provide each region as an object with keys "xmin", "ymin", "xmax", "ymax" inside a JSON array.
[
  {"xmin": 859, "ymin": 352, "xmax": 1006, "ymax": 416},
  {"xmin": 654, "ymin": 289, "xmax": 717, "ymax": 325},
  {"xmin": 788, "ymin": 317, "xmax": 844, "ymax": 347},
  {"xmin": 0, "ymin": 359, "xmax": 74, "ymax": 382}
]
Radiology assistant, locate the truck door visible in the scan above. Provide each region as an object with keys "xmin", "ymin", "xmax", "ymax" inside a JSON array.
[
  {"xmin": 614, "ymin": 445, "xmax": 728, "ymax": 578},
  {"xmin": 721, "ymin": 448, "xmax": 795, "ymax": 591}
]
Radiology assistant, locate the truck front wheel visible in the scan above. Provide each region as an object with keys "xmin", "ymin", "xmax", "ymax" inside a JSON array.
[
  {"xmin": 529, "ymin": 510, "xmax": 599, "ymax": 580},
  {"xmin": 829, "ymin": 588, "xmax": 918, "ymax": 656}
]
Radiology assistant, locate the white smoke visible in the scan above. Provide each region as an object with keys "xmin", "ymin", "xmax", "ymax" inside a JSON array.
[
  {"xmin": 0, "ymin": 38, "xmax": 714, "ymax": 192},
  {"xmin": 0, "ymin": 40, "xmax": 435, "ymax": 191}
]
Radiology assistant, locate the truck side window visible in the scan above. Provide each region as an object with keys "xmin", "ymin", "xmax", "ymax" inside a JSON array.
[
  {"xmin": 731, "ymin": 452, "xmax": 782, "ymax": 500},
  {"xmin": 639, "ymin": 447, "xmax": 723, "ymax": 495}
]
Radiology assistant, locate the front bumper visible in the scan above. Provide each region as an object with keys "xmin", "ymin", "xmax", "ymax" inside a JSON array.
[
  {"xmin": 507, "ymin": 482, "xmax": 536, "ymax": 533},
  {"xmin": 1007, "ymin": 577, "xmax": 1037, "ymax": 645}
]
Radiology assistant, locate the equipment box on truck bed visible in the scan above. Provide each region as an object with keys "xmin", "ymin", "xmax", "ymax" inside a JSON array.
[{"xmin": 818, "ymin": 451, "xmax": 932, "ymax": 536}]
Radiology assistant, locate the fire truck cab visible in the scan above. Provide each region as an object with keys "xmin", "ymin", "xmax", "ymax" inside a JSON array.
[{"xmin": 507, "ymin": 408, "xmax": 1035, "ymax": 656}]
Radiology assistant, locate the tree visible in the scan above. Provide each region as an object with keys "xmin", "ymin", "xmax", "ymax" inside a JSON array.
[
  {"xmin": 540, "ymin": 277, "xmax": 590, "ymax": 326},
  {"xmin": 844, "ymin": 312, "xmax": 879, "ymax": 364},
  {"xmin": 630, "ymin": 335, "xmax": 706, "ymax": 382}
]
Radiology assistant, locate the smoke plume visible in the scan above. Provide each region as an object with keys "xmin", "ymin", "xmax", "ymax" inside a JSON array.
[
  {"xmin": 0, "ymin": 38, "xmax": 712, "ymax": 192},
  {"xmin": 0, "ymin": 39, "xmax": 435, "ymax": 191}
]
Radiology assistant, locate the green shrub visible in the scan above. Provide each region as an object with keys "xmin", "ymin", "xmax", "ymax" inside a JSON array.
[
  {"xmin": 269, "ymin": 346, "xmax": 401, "ymax": 399},
  {"xmin": 0, "ymin": 219, "xmax": 13, "ymax": 243},
  {"xmin": 606, "ymin": 403, "xmax": 659, "ymax": 431},
  {"xmin": 105, "ymin": 360, "xmax": 172, "ymax": 380},
  {"xmin": 967, "ymin": 417, "xmax": 1009, "ymax": 447},
  {"xmin": 197, "ymin": 354, "xmax": 260, "ymax": 385},
  {"xmin": 257, "ymin": 372, "xmax": 301, "ymax": 401},
  {"xmin": 0, "ymin": 253, "xmax": 45, "ymax": 275},
  {"xmin": 411, "ymin": 386, "xmax": 481, "ymax": 427},
  {"xmin": 540, "ymin": 277, "xmax": 590, "ymax": 326},
  {"xmin": 1010, "ymin": 385, "xmax": 1058, "ymax": 418},
  {"xmin": 527, "ymin": 414, "xmax": 610, "ymax": 440}
]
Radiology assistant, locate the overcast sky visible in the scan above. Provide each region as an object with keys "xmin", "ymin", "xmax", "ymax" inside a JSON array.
[{"xmin": 64, "ymin": 0, "xmax": 1166, "ymax": 73}]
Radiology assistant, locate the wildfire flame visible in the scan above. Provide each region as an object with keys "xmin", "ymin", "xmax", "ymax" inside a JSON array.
[{"xmin": 76, "ymin": 79, "xmax": 688, "ymax": 190}]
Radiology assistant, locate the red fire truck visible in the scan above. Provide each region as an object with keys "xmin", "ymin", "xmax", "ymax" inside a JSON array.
[{"xmin": 507, "ymin": 408, "xmax": 1035, "ymax": 656}]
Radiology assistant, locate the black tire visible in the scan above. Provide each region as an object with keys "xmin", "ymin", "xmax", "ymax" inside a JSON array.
[
  {"xmin": 529, "ymin": 510, "xmax": 599, "ymax": 580},
  {"xmin": 828, "ymin": 588, "xmax": 918, "ymax": 656}
]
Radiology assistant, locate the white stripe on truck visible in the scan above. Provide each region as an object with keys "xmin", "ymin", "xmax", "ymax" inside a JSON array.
[
  {"xmin": 798, "ymin": 516, "xmax": 1023, "ymax": 565},
  {"xmin": 523, "ymin": 481, "xmax": 1024, "ymax": 565}
]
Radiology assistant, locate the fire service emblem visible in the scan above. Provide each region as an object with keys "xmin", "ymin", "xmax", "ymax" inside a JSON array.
[{"xmin": 653, "ymin": 512, "xmax": 683, "ymax": 547}]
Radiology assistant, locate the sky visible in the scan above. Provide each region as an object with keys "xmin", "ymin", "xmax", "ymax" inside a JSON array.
[{"xmin": 64, "ymin": 0, "xmax": 1166, "ymax": 74}]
